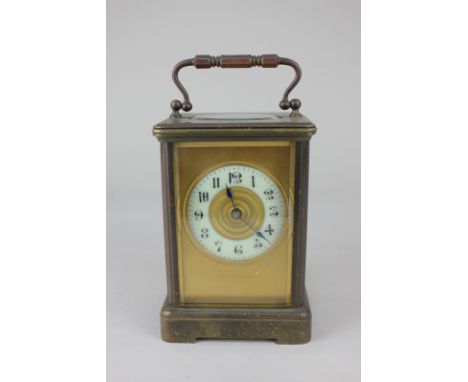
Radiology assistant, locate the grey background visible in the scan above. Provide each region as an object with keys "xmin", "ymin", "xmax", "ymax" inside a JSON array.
[{"xmin": 107, "ymin": 0, "xmax": 360, "ymax": 381}]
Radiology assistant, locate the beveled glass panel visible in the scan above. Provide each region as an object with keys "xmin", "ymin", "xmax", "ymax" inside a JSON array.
[{"xmin": 174, "ymin": 141, "xmax": 296, "ymax": 306}]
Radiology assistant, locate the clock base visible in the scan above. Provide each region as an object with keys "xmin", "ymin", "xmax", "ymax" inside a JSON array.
[{"xmin": 160, "ymin": 294, "xmax": 311, "ymax": 345}]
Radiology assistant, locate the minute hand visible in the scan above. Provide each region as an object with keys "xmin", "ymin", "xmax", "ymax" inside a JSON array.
[
  {"xmin": 238, "ymin": 215, "xmax": 271, "ymax": 244},
  {"xmin": 225, "ymin": 184, "xmax": 271, "ymax": 244}
]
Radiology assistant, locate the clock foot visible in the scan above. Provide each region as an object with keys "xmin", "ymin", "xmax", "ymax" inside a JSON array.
[{"xmin": 160, "ymin": 295, "xmax": 311, "ymax": 345}]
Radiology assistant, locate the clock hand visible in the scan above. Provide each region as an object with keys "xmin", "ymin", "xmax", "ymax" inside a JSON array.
[
  {"xmin": 225, "ymin": 183, "xmax": 233, "ymax": 199},
  {"xmin": 254, "ymin": 230, "xmax": 271, "ymax": 244},
  {"xmin": 225, "ymin": 184, "xmax": 271, "ymax": 244},
  {"xmin": 238, "ymin": 214, "xmax": 271, "ymax": 245},
  {"xmin": 225, "ymin": 184, "xmax": 237, "ymax": 208}
]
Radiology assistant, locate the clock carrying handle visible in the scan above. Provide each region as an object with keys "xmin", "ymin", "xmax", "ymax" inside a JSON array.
[{"xmin": 170, "ymin": 55, "xmax": 302, "ymax": 117}]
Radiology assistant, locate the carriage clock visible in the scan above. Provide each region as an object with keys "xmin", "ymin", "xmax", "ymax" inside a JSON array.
[{"xmin": 153, "ymin": 55, "xmax": 317, "ymax": 344}]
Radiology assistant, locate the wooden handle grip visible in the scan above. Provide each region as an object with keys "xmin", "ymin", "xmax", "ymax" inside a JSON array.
[
  {"xmin": 194, "ymin": 55, "xmax": 279, "ymax": 69},
  {"xmin": 170, "ymin": 54, "xmax": 302, "ymax": 116}
]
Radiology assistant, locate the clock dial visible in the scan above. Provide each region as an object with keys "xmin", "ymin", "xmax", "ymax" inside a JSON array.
[{"xmin": 187, "ymin": 164, "xmax": 286, "ymax": 260}]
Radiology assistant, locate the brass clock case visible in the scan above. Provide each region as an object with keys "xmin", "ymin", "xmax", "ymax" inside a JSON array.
[{"xmin": 153, "ymin": 54, "xmax": 316, "ymax": 344}]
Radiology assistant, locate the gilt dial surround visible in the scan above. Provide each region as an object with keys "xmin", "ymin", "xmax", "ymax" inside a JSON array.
[{"xmin": 186, "ymin": 164, "xmax": 287, "ymax": 260}]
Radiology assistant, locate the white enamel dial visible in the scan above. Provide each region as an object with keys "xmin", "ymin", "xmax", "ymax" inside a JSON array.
[{"xmin": 187, "ymin": 164, "xmax": 286, "ymax": 260}]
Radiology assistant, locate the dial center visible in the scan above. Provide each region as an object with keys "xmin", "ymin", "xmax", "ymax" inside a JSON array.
[
  {"xmin": 208, "ymin": 186, "xmax": 264, "ymax": 240},
  {"xmin": 230, "ymin": 207, "xmax": 242, "ymax": 219}
]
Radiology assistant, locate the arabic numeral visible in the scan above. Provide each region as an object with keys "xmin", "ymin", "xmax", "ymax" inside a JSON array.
[
  {"xmin": 212, "ymin": 177, "xmax": 220, "ymax": 188},
  {"xmin": 269, "ymin": 206, "xmax": 279, "ymax": 217},
  {"xmin": 194, "ymin": 209, "xmax": 204, "ymax": 220},
  {"xmin": 254, "ymin": 238, "xmax": 263, "ymax": 248},
  {"xmin": 264, "ymin": 188, "xmax": 274, "ymax": 200},
  {"xmin": 234, "ymin": 245, "xmax": 243, "ymax": 255},
  {"xmin": 229, "ymin": 172, "xmax": 242, "ymax": 184},
  {"xmin": 264, "ymin": 224, "xmax": 274, "ymax": 236},
  {"xmin": 198, "ymin": 191, "xmax": 209, "ymax": 203},
  {"xmin": 201, "ymin": 228, "xmax": 209, "ymax": 239}
]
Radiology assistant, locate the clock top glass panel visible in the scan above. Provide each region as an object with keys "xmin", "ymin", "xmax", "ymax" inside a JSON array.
[{"xmin": 155, "ymin": 112, "xmax": 315, "ymax": 130}]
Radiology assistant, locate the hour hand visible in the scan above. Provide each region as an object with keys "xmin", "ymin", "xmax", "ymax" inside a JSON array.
[
  {"xmin": 225, "ymin": 184, "xmax": 233, "ymax": 199},
  {"xmin": 225, "ymin": 183, "xmax": 237, "ymax": 208}
]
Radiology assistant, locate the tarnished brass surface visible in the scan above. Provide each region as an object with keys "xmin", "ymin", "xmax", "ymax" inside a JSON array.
[
  {"xmin": 154, "ymin": 127, "xmax": 316, "ymax": 141},
  {"xmin": 160, "ymin": 294, "xmax": 311, "ymax": 344},
  {"xmin": 154, "ymin": 111, "xmax": 315, "ymax": 344},
  {"xmin": 153, "ymin": 113, "xmax": 317, "ymax": 142}
]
